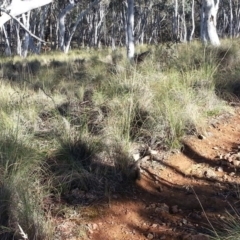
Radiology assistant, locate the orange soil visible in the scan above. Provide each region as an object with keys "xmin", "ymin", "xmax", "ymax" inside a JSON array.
[{"xmin": 57, "ymin": 108, "xmax": 240, "ymax": 240}]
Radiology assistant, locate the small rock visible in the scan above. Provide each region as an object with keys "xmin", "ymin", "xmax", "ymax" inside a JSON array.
[
  {"xmin": 198, "ymin": 134, "xmax": 206, "ymax": 140},
  {"xmin": 225, "ymin": 153, "xmax": 231, "ymax": 159},
  {"xmin": 227, "ymin": 155, "xmax": 234, "ymax": 162},
  {"xmin": 216, "ymin": 166, "xmax": 223, "ymax": 172},
  {"xmin": 150, "ymin": 203, "xmax": 156, "ymax": 208},
  {"xmin": 171, "ymin": 205, "xmax": 179, "ymax": 214},
  {"xmin": 155, "ymin": 203, "xmax": 169, "ymax": 213},
  {"xmin": 229, "ymin": 172, "xmax": 235, "ymax": 177},
  {"xmin": 223, "ymin": 174, "xmax": 228, "ymax": 181},
  {"xmin": 182, "ymin": 218, "xmax": 187, "ymax": 225},
  {"xmin": 151, "ymin": 223, "xmax": 158, "ymax": 228},
  {"xmin": 133, "ymin": 153, "xmax": 140, "ymax": 161},
  {"xmin": 149, "ymin": 148, "xmax": 158, "ymax": 155},
  {"xmin": 147, "ymin": 233, "xmax": 154, "ymax": 239},
  {"xmin": 204, "ymin": 169, "xmax": 217, "ymax": 178},
  {"xmin": 232, "ymin": 159, "xmax": 240, "ymax": 166},
  {"xmin": 218, "ymin": 154, "xmax": 224, "ymax": 159},
  {"xmin": 92, "ymin": 223, "xmax": 98, "ymax": 230}
]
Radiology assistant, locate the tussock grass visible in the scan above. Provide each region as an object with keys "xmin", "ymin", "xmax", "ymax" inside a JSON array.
[
  {"xmin": 211, "ymin": 208, "xmax": 240, "ymax": 240},
  {"xmin": 0, "ymin": 40, "xmax": 239, "ymax": 238}
]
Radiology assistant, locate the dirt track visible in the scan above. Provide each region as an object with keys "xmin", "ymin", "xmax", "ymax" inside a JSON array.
[{"xmin": 56, "ymin": 108, "xmax": 240, "ymax": 240}]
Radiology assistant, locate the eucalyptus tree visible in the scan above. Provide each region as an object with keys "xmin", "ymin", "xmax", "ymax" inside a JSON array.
[
  {"xmin": 173, "ymin": 0, "xmax": 179, "ymax": 40},
  {"xmin": 134, "ymin": 1, "xmax": 153, "ymax": 45},
  {"xmin": 219, "ymin": 0, "xmax": 240, "ymax": 38},
  {"xmin": 58, "ymin": 0, "xmax": 77, "ymax": 52},
  {"xmin": 201, "ymin": 0, "xmax": 220, "ymax": 46},
  {"xmin": 127, "ymin": 0, "xmax": 134, "ymax": 61},
  {"xmin": 58, "ymin": 0, "xmax": 106, "ymax": 53},
  {"xmin": 0, "ymin": 0, "xmax": 52, "ymax": 27},
  {"xmin": 0, "ymin": 0, "xmax": 53, "ymax": 56},
  {"xmin": 189, "ymin": 0, "xmax": 195, "ymax": 41},
  {"xmin": 232, "ymin": 0, "xmax": 240, "ymax": 37}
]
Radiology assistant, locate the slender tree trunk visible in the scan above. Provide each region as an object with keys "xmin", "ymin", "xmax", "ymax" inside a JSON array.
[
  {"xmin": 229, "ymin": 0, "xmax": 233, "ymax": 38},
  {"xmin": 21, "ymin": 11, "xmax": 31, "ymax": 57},
  {"xmin": 15, "ymin": 23, "xmax": 21, "ymax": 56},
  {"xmin": 173, "ymin": 0, "xmax": 179, "ymax": 40},
  {"xmin": 201, "ymin": 0, "xmax": 220, "ymax": 46},
  {"xmin": 122, "ymin": 2, "xmax": 127, "ymax": 46},
  {"xmin": 189, "ymin": 0, "xmax": 195, "ymax": 41},
  {"xmin": 127, "ymin": 0, "xmax": 134, "ymax": 61},
  {"xmin": 58, "ymin": 2, "xmax": 75, "ymax": 52},
  {"xmin": 234, "ymin": 1, "xmax": 240, "ymax": 37},
  {"xmin": 181, "ymin": 0, "xmax": 187, "ymax": 42}
]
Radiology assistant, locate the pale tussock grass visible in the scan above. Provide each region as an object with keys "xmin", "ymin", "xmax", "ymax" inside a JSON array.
[{"xmin": 0, "ymin": 130, "xmax": 54, "ymax": 239}]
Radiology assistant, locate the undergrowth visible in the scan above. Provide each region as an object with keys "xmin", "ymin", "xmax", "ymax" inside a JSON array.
[{"xmin": 0, "ymin": 39, "xmax": 239, "ymax": 238}]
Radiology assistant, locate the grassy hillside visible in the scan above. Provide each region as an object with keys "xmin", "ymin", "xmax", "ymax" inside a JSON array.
[{"xmin": 0, "ymin": 40, "xmax": 239, "ymax": 239}]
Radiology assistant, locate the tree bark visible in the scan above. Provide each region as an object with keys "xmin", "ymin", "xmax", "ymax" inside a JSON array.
[
  {"xmin": 58, "ymin": 2, "xmax": 76, "ymax": 52},
  {"xmin": 127, "ymin": 0, "xmax": 134, "ymax": 61},
  {"xmin": 21, "ymin": 11, "xmax": 31, "ymax": 57},
  {"xmin": 229, "ymin": 0, "xmax": 233, "ymax": 38},
  {"xmin": 189, "ymin": 0, "xmax": 195, "ymax": 41},
  {"xmin": 201, "ymin": 0, "xmax": 220, "ymax": 46},
  {"xmin": 173, "ymin": 0, "xmax": 179, "ymax": 41}
]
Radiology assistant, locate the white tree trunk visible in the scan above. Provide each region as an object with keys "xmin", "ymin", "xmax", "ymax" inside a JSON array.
[
  {"xmin": 0, "ymin": 0, "xmax": 52, "ymax": 27},
  {"xmin": 15, "ymin": 23, "xmax": 22, "ymax": 56},
  {"xmin": 201, "ymin": 0, "xmax": 220, "ymax": 46},
  {"xmin": 173, "ymin": 0, "xmax": 179, "ymax": 40},
  {"xmin": 58, "ymin": 2, "xmax": 75, "ymax": 52},
  {"xmin": 58, "ymin": 0, "xmax": 102, "ymax": 53},
  {"xmin": 189, "ymin": 0, "xmax": 195, "ymax": 41},
  {"xmin": 181, "ymin": 0, "xmax": 187, "ymax": 42},
  {"xmin": 229, "ymin": 0, "xmax": 233, "ymax": 38},
  {"xmin": 127, "ymin": 0, "xmax": 134, "ymax": 61},
  {"xmin": 21, "ymin": 11, "xmax": 31, "ymax": 57}
]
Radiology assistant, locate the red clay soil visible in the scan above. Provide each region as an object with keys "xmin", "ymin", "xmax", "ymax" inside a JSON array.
[{"xmin": 56, "ymin": 108, "xmax": 240, "ymax": 240}]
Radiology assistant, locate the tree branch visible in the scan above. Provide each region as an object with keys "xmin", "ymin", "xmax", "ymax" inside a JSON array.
[
  {"xmin": 0, "ymin": 0, "xmax": 52, "ymax": 27},
  {"xmin": 0, "ymin": 8, "xmax": 47, "ymax": 43}
]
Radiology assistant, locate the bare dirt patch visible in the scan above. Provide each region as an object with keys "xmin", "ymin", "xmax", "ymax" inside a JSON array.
[{"xmin": 55, "ymin": 108, "xmax": 240, "ymax": 240}]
